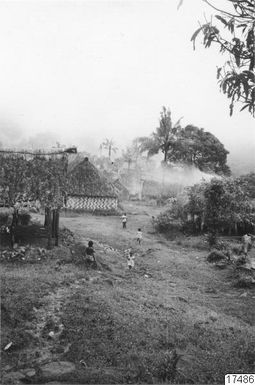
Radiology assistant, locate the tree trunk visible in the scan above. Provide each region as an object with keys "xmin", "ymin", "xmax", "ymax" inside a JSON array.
[
  {"xmin": 55, "ymin": 209, "xmax": 60, "ymax": 246},
  {"xmin": 44, "ymin": 207, "xmax": 49, "ymax": 228},
  {"xmin": 46, "ymin": 207, "xmax": 52, "ymax": 249},
  {"xmin": 52, "ymin": 209, "xmax": 56, "ymax": 238},
  {"xmin": 10, "ymin": 208, "xmax": 18, "ymax": 248},
  {"xmin": 163, "ymin": 150, "xmax": 167, "ymax": 163}
]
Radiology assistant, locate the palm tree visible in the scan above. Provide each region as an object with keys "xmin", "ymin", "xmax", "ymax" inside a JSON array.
[
  {"xmin": 99, "ymin": 138, "xmax": 118, "ymax": 160},
  {"xmin": 138, "ymin": 107, "xmax": 183, "ymax": 163}
]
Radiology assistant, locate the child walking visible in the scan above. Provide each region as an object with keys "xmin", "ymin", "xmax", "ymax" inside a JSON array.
[{"xmin": 136, "ymin": 228, "xmax": 142, "ymax": 244}]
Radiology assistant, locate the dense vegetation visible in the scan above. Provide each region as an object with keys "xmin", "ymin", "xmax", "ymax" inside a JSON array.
[
  {"xmin": 0, "ymin": 154, "xmax": 68, "ymax": 208},
  {"xmin": 137, "ymin": 107, "xmax": 230, "ymax": 175},
  {"xmin": 155, "ymin": 175, "xmax": 255, "ymax": 236},
  {"xmin": 192, "ymin": 0, "xmax": 255, "ymax": 116}
]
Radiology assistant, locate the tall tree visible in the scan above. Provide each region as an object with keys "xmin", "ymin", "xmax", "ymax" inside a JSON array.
[
  {"xmin": 191, "ymin": 0, "xmax": 255, "ymax": 116},
  {"xmin": 137, "ymin": 107, "xmax": 230, "ymax": 175},
  {"xmin": 138, "ymin": 106, "xmax": 182, "ymax": 163},
  {"xmin": 168, "ymin": 125, "xmax": 230, "ymax": 175},
  {"xmin": 99, "ymin": 138, "xmax": 118, "ymax": 160},
  {"xmin": 122, "ymin": 139, "xmax": 141, "ymax": 170}
]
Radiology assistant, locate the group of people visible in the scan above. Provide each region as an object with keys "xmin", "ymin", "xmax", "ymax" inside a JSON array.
[
  {"xmin": 121, "ymin": 212, "xmax": 142, "ymax": 241},
  {"xmin": 121, "ymin": 212, "xmax": 143, "ymax": 269},
  {"xmin": 83, "ymin": 213, "xmax": 143, "ymax": 271}
]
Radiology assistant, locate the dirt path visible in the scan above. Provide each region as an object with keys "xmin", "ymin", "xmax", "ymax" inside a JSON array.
[
  {"xmin": 2, "ymin": 203, "xmax": 255, "ymax": 384},
  {"xmin": 60, "ymin": 204, "xmax": 255, "ymax": 327}
]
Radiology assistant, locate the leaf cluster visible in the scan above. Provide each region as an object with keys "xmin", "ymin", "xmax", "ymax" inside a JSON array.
[
  {"xmin": 136, "ymin": 107, "xmax": 230, "ymax": 175},
  {"xmin": 0, "ymin": 154, "xmax": 68, "ymax": 207},
  {"xmin": 185, "ymin": 177, "xmax": 255, "ymax": 233},
  {"xmin": 168, "ymin": 125, "xmax": 230, "ymax": 175},
  {"xmin": 192, "ymin": 0, "xmax": 255, "ymax": 116},
  {"xmin": 137, "ymin": 107, "xmax": 182, "ymax": 162}
]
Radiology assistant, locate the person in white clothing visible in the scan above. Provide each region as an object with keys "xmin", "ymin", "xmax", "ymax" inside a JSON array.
[
  {"xmin": 125, "ymin": 248, "xmax": 135, "ymax": 269},
  {"xmin": 242, "ymin": 234, "xmax": 252, "ymax": 257},
  {"xmin": 136, "ymin": 228, "xmax": 142, "ymax": 244},
  {"xmin": 121, "ymin": 213, "xmax": 127, "ymax": 229}
]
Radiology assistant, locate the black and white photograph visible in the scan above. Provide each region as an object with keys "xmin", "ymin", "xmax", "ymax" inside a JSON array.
[{"xmin": 0, "ymin": 1, "xmax": 255, "ymax": 384}]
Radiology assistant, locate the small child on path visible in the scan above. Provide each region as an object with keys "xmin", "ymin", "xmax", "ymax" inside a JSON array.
[
  {"xmin": 121, "ymin": 213, "xmax": 127, "ymax": 229},
  {"xmin": 136, "ymin": 228, "xmax": 142, "ymax": 244},
  {"xmin": 125, "ymin": 248, "xmax": 135, "ymax": 269},
  {"xmin": 242, "ymin": 234, "xmax": 252, "ymax": 257},
  {"xmin": 85, "ymin": 240, "xmax": 95, "ymax": 262}
]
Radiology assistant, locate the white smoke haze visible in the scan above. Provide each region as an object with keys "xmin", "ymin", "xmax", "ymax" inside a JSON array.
[
  {"xmin": 144, "ymin": 163, "xmax": 217, "ymax": 187},
  {"xmin": 122, "ymin": 153, "xmax": 220, "ymax": 198}
]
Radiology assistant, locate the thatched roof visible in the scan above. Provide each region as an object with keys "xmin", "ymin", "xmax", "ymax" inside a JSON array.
[
  {"xmin": 67, "ymin": 157, "xmax": 117, "ymax": 198},
  {"xmin": 112, "ymin": 179, "xmax": 130, "ymax": 199}
]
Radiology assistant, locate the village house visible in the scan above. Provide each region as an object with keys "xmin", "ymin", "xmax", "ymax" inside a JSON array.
[{"xmin": 66, "ymin": 157, "xmax": 118, "ymax": 211}]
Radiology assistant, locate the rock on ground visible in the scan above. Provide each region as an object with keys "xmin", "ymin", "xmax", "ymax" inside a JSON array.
[{"xmin": 40, "ymin": 361, "xmax": 76, "ymax": 380}]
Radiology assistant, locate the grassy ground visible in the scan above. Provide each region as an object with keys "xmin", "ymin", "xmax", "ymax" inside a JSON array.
[{"xmin": 1, "ymin": 201, "xmax": 255, "ymax": 384}]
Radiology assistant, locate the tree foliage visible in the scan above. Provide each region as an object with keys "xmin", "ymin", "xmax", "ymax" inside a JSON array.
[
  {"xmin": 0, "ymin": 154, "xmax": 68, "ymax": 208},
  {"xmin": 237, "ymin": 172, "xmax": 255, "ymax": 199},
  {"xmin": 137, "ymin": 107, "xmax": 230, "ymax": 175},
  {"xmin": 138, "ymin": 107, "xmax": 182, "ymax": 162},
  {"xmin": 155, "ymin": 176, "xmax": 255, "ymax": 235},
  {"xmin": 99, "ymin": 138, "xmax": 118, "ymax": 160},
  {"xmin": 169, "ymin": 125, "xmax": 230, "ymax": 175},
  {"xmin": 121, "ymin": 139, "xmax": 141, "ymax": 170},
  {"xmin": 192, "ymin": 0, "xmax": 255, "ymax": 116},
  {"xmin": 185, "ymin": 177, "xmax": 255, "ymax": 234}
]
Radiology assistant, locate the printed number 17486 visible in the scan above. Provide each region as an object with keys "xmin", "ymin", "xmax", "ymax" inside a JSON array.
[{"xmin": 225, "ymin": 375, "xmax": 255, "ymax": 384}]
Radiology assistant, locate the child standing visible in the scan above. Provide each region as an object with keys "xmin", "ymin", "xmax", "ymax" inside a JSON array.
[
  {"xmin": 121, "ymin": 213, "xmax": 127, "ymax": 229},
  {"xmin": 85, "ymin": 240, "xmax": 95, "ymax": 262},
  {"xmin": 136, "ymin": 228, "xmax": 142, "ymax": 244},
  {"xmin": 242, "ymin": 234, "xmax": 252, "ymax": 257},
  {"xmin": 125, "ymin": 248, "xmax": 135, "ymax": 269}
]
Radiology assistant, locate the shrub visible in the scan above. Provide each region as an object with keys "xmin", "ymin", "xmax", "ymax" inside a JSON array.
[
  {"xmin": 153, "ymin": 210, "xmax": 182, "ymax": 234},
  {"xmin": 18, "ymin": 210, "xmax": 31, "ymax": 226},
  {"xmin": 92, "ymin": 208, "xmax": 120, "ymax": 216},
  {"xmin": 0, "ymin": 208, "xmax": 13, "ymax": 226}
]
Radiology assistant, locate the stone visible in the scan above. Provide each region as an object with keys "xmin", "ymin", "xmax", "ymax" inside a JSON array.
[
  {"xmin": 40, "ymin": 361, "xmax": 75, "ymax": 379},
  {"xmin": 178, "ymin": 296, "xmax": 188, "ymax": 303},
  {"xmin": 23, "ymin": 368, "xmax": 36, "ymax": 377},
  {"xmin": 205, "ymin": 287, "xmax": 217, "ymax": 294},
  {"xmin": 104, "ymin": 278, "xmax": 114, "ymax": 286},
  {"xmin": 209, "ymin": 311, "xmax": 218, "ymax": 322},
  {"xmin": 89, "ymin": 277, "xmax": 99, "ymax": 284},
  {"xmin": 3, "ymin": 371, "xmax": 26, "ymax": 381},
  {"xmin": 215, "ymin": 260, "xmax": 228, "ymax": 269}
]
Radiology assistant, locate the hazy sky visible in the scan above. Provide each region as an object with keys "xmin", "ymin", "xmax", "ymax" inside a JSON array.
[{"xmin": 0, "ymin": 0, "xmax": 254, "ymax": 167}]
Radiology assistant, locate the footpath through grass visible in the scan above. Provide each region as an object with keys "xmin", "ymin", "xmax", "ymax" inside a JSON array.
[{"xmin": 1, "ymin": 208, "xmax": 255, "ymax": 384}]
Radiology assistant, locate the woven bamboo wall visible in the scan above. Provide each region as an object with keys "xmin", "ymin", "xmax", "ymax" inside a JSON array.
[{"xmin": 66, "ymin": 195, "xmax": 118, "ymax": 211}]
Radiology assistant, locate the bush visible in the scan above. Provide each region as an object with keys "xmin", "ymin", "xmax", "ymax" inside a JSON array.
[
  {"xmin": 18, "ymin": 210, "xmax": 31, "ymax": 226},
  {"xmin": 92, "ymin": 208, "xmax": 120, "ymax": 216},
  {"xmin": 0, "ymin": 208, "xmax": 13, "ymax": 226},
  {"xmin": 154, "ymin": 210, "xmax": 182, "ymax": 234},
  {"xmin": 205, "ymin": 232, "xmax": 218, "ymax": 248}
]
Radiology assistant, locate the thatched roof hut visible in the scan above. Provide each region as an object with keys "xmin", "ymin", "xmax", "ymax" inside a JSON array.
[
  {"xmin": 112, "ymin": 178, "xmax": 130, "ymax": 200},
  {"xmin": 66, "ymin": 157, "xmax": 118, "ymax": 211}
]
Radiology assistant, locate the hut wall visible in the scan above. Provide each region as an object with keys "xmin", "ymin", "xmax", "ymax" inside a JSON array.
[{"xmin": 66, "ymin": 195, "xmax": 118, "ymax": 211}]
